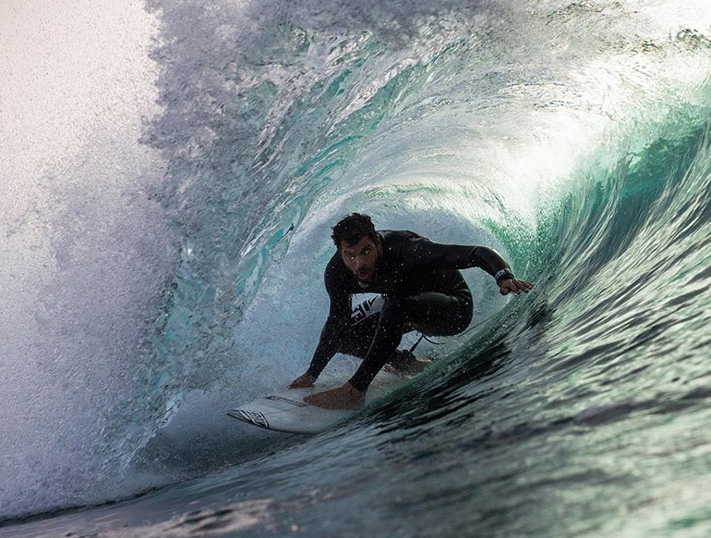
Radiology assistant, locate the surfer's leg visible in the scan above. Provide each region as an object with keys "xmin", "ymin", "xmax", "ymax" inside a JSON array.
[
  {"xmin": 339, "ymin": 295, "xmax": 413, "ymax": 359},
  {"xmin": 348, "ymin": 296, "xmax": 413, "ymax": 391},
  {"xmin": 338, "ymin": 313, "xmax": 380, "ymax": 358},
  {"xmin": 338, "ymin": 310, "xmax": 415, "ymax": 364},
  {"xmin": 404, "ymin": 292, "xmax": 473, "ymax": 336},
  {"xmin": 348, "ymin": 293, "xmax": 472, "ymax": 391}
]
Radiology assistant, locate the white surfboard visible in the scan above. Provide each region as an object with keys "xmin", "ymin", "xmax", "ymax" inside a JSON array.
[{"xmin": 227, "ymin": 371, "xmax": 404, "ymax": 434}]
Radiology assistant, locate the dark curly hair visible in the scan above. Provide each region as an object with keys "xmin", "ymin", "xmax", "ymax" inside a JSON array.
[{"xmin": 331, "ymin": 213, "xmax": 379, "ymax": 247}]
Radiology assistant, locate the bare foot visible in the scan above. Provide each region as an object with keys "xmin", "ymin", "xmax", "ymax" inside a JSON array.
[
  {"xmin": 303, "ymin": 383, "xmax": 364, "ymax": 410},
  {"xmin": 388, "ymin": 351, "xmax": 433, "ymax": 377}
]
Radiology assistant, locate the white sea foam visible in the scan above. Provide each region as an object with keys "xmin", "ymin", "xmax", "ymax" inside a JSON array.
[{"xmin": 3, "ymin": 0, "xmax": 711, "ymax": 521}]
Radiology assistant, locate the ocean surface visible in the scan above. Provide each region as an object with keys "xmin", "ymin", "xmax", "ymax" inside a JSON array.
[{"xmin": 2, "ymin": 0, "xmax": 711, "ymax": 536}]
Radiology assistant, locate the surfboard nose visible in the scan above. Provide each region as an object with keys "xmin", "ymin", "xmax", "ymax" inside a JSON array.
[{"xmin": 227, "ymin": 409, "xmax": 270, "ymax": 429}]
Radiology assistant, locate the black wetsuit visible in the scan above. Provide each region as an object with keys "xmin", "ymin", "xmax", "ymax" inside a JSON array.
[{"xmin": 307, "ymin": 230, "xmax": 513, "ymax": 391}]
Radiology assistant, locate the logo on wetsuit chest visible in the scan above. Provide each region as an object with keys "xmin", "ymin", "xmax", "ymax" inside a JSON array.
[{"xmin": 351, "ymin": 296, "xmax": 384, "ymax": 324}]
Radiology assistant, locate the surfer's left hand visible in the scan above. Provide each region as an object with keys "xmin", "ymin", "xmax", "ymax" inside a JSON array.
[
  {"xmin": 304, "ymin": 383, "xmax": 364, "ymax": 410},
  {"xmin": 499, "ymin": 278, "xmax": 533, "ymax": 296}
]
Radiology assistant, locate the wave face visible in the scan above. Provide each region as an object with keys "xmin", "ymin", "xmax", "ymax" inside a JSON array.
[{"xmin": 3, "ymin": 0, "xmax": 711, "ymax": 533}]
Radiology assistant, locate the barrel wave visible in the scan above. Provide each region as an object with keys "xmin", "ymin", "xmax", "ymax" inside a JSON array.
[{"xmin": 3, "ymin": 1, "xmax": 711, "ymax": 536}]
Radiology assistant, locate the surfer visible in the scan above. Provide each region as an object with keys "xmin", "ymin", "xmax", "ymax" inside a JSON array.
[{"xmin": 290, "ymin": 213, "xmax": 533, "ymax": 410}]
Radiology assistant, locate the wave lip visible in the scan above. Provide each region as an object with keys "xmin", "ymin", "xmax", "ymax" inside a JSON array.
[{"xmin": 3, "ymin": 0, "xmax": 711, "ymax": 528}]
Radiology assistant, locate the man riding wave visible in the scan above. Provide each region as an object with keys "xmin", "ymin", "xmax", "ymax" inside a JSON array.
[{"xmin": 290, "ymin": 213, "xmax": 533, "ymax": 409}]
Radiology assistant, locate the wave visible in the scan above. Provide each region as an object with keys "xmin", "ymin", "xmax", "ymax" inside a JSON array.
[{"xmin": 2, "ymin": 0, "xmax": 711, "ymax": 523}]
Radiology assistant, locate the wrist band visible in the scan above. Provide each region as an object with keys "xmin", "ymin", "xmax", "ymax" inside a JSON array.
[{"xmin": 495, "ymin": 269, "xmax": 514, "ymax": 282}]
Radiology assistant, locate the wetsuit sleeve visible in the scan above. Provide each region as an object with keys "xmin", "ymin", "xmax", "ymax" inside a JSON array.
[
  {"xmin": 306, "ymin": 265, "xmax": 351, "ymax": 378},
  {"xmin": 403, "ymin": 237, "xmax": 514, "ymax": 282}
]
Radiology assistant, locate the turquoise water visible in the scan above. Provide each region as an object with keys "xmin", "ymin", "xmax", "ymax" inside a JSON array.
[{"xmin": 3, "ymin": 0, "xmax": 711, "ymax": 536}]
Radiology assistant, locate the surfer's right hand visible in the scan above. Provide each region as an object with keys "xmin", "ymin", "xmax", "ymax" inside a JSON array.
[{"xmin": 289, "ymin": 372, "xmax": 316, "ymax": 389}]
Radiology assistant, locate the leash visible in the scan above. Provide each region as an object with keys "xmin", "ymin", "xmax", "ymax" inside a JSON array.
[{"xmin": 409, "ymin": 313, "xmax": 497, "ymax": 353}]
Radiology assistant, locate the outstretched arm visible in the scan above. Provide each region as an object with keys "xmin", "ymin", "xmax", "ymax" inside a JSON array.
[
  {"xmin": 305, "ymin": 302, "xmax": 350, "ymax": 378},
  {"xmin": 290, "ymin": 264, "xmax": 351, "ymax": 388},
  {"xmin": 289, "ymin": 303, "xmax": 349, "ymax": 388},
  {"xmin": 405, "ymin": 236, "xmax": 533, "ymax": 292}
]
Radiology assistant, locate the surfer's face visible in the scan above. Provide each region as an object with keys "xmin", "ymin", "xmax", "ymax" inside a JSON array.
[{"xmin": 340, "ymin": 236, "xmax": 381, "ymax": 283}]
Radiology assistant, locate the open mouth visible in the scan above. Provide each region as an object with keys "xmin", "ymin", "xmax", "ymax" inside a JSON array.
[{"xmin": 357, "ymin": 269, "xmax": 371, "ymax": 281}]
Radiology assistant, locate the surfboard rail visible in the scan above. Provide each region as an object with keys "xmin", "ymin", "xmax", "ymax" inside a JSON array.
[{"xmin": 227, "ymin": 371, "xmax": 404, "ymax": 434}]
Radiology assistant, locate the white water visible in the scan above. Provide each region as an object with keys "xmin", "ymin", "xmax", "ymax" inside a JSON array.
[
  {"xmin": 0, "ymin": 0, "xmax": 176, "ymax": 516},
  {"xmin": 3, "ymin": 0, "xmax": 711, "ymax": 524}
]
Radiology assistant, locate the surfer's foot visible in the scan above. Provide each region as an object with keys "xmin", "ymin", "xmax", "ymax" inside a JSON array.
[
  {"xmin": 304, "ymin": 383, "xmax": 364, "ymax": 410},
  {"xmin": 386, "ymin": 350, "xmax": 433, "ymax": 377}
]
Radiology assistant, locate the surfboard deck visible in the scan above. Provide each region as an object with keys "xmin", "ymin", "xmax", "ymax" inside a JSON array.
[{"xmin": 227, "ymin": 371, "xmax": 404, "ymax": 434}]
